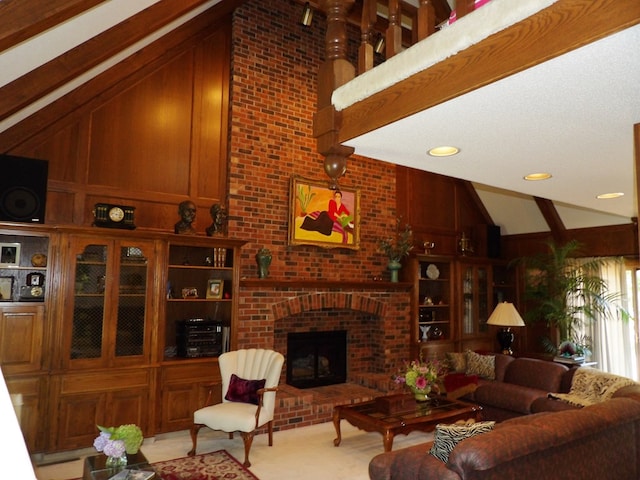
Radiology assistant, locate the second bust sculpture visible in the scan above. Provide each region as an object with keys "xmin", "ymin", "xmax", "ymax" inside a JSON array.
[{"xmin": 206, "ymin": 204, "xmax": 228, "ymax": 236}]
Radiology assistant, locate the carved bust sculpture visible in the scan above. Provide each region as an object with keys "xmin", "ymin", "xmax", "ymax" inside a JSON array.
[
  {"xmin": 174, "ymin": 200, "xmax": 197, "ymax": 235},
  {"xmin": 206, "ymin": 203, "xmax": 228, "ymax": 236}
]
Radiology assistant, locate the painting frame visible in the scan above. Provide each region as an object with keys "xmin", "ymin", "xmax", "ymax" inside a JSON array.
[
  {"xmin": 206, "ymin": 279, "xmax": 224, "ymax": 299},
  {"xmin": 0, "ymin": 276, "xmax": 14, "ymax": 301},
  {"xmin": 288, "ymin": 176, "xmax": 361, "ymax": 250},
  {"xmin": 0, "ymin": 242, "xmax": 20, "ymax": 267}
]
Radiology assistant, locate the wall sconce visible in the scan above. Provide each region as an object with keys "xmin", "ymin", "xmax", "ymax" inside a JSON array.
[
  {"xmin": 301, "ymin": 2, "xmax": 313, "ymax": 26},
  {"xmin": 374, "ymin": 35, "xmax": 385, "ymax": 54}
]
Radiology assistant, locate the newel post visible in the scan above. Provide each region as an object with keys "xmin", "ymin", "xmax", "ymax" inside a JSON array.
[{"xmin": 313, "ymin": 0, "xmax": 355, "ymax": 189}]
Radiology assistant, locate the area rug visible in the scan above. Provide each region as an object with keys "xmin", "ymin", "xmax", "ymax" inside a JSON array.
[
  {"xmin": 150, "ymin": 450, "xmax": 258, "ymax": 480},
  {"xmin": 75, "ymin": 451, "xmax": 258, "ymax": 480}
]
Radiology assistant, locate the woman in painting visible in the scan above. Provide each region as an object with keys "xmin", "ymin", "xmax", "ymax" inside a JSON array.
[{"xmin": 300, "ymin": 190, "xmax": 353, "ymax": 243}]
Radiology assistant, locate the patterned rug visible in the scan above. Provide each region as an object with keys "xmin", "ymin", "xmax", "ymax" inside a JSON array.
[{"xmin": 151, "ymin": 450, "xmax": 259, "ymax": 480}]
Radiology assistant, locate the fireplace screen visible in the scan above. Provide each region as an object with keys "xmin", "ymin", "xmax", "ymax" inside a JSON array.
[{"xmin": 287, "ymin": 330, "xmax": 347, "ymax": 389}]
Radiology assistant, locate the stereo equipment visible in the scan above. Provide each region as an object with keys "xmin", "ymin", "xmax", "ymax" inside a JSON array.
[
  {"xmin": 0, "ymin": 155, "xmax": 48, "ymax": 223},
  {"xmin": 176, "ymin": 318, "xmax": 223, "ymax": 358}
]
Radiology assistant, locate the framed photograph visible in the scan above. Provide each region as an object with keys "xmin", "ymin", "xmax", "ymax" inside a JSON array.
[
  {"xmin": 0, "ymin": 242, "xmax": 21, "ymax": 267},
  {"xmin": 288, "ymin": 176, "xmax": 361, "ymax": 249},
  {"xmin": 206, "ymin": 279, "xmax": 224, "ymax": 299},
  {"xmin": 0, "ymin": 276, "xmax": 14, "ymax": 301}
]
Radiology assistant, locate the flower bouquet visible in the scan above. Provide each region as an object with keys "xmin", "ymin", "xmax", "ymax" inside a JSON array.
[
  {"xmin": 393, "ymin": 357, "xmax": 445, "ymax": 401},
  {"xmin": 94, "ymin": 424, "xmax": 144, "ymax": 468}
]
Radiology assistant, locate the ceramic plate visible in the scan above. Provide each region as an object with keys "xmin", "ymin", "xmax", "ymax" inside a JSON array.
[{"xmin": 426, "ymin": 264, "xmax": 440, "ymax": 280}]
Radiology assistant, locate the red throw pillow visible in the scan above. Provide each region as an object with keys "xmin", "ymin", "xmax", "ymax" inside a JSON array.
[{"xmin": 225, "ymin": 374, "xmax": 266, "ymax": 405}]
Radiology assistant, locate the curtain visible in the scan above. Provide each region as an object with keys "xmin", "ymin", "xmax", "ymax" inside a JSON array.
[{"xmin": 576, "ymin": 257, "xmax": 638, "ymax": 380}]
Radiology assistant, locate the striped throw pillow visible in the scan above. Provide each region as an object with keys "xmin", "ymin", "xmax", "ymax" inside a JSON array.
[{"xmin": 429, "ymin": 421, "xmax": 496, "ymax": 463}]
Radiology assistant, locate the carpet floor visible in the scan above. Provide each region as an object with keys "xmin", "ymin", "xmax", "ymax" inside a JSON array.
[
  {"xmin": 152, "ymin": 450, "xmax": 258, "ymax": 480},
  {"xmin": 36, "ymin": 422, "xmax": 434, "ymax": 480}
]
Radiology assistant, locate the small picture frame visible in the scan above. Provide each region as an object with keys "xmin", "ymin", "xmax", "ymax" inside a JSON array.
[
  {"xmin": 181, "ymin": 287, "xmax": 198, "ymax": 299},
  {"xmin": 0, "ymin": 276, "xmax": 14, "ymax": 301},
  {"xmin": 0, "ymin": 243, "xmax": 21, "ymax": 267},
  {"xmin": 206, "ymin": 279, "xmax": 224, "ymax": 299}
]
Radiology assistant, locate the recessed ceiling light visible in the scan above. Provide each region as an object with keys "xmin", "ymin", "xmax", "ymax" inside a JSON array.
[
  {"xmin": 524, "ymin": 172, "xmax": 552, "ymax": 181},
  {"xmin": 597, "ymin": 192, "xmax": 624, "ymax": 199},
  {"xmin": 428, "ymin": 146, "xmax": 459, "ymax": 157}
]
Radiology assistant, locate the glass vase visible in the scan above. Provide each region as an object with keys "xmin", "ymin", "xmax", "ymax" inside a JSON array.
[
  {"xmin": 105, "ymin": 453, "xmax": 128, "ymax": 469},
  {"xmin": 410, "ymin": 386, "xmax": 431, "ymax": 402}
]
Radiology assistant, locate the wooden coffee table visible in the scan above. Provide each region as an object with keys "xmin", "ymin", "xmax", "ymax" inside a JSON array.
[{"xmin": 333, "ymin": 393, "xmax": 482, "ymax": 452}]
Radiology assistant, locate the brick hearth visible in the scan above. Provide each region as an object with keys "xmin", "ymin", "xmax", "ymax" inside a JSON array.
[{"xmin": 238, "ymin": 280, "xmax": 412, "ymax": 431}]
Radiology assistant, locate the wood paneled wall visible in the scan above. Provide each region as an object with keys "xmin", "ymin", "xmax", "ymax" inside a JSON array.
[{"xmin": 3, "ymin": 16, "xmax": 231, "ymax": 233}]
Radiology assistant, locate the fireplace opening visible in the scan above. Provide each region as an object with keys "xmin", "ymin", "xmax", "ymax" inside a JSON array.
[{"xmin": 287, "ymin": 330, "xmax": 347, "ymax": 389}]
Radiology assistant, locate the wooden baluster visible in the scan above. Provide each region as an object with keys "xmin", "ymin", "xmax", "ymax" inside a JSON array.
[
  {"xmin": 416, "ymin": 0, "xmax": 436, "ymax": 42},
  {"xmin": 317, "ymin": 0, "xmax": 355, "ymax": 109},
  {"xmin": 385, "ymin": 0, "xmax": 402, "ymax": 58},
  {"xmin": 358, "ymin": 0, "xmax": 377, "ymax": 74}
]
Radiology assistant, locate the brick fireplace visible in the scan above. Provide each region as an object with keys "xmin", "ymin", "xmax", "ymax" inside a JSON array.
[{"xmin": 237, "ymin": 280, "xmax": 412, "ymax": 430}]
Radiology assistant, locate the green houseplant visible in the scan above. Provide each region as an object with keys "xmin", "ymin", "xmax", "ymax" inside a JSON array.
[
  {"xmin": 378, "ymin": 219, "xmax": 413, "ymax": 282},
  {"xmin": 518, "ymin": 239, "xmax": 626, "ymax": 355}
]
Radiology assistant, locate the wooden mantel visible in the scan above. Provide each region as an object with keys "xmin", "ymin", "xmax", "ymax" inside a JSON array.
[{"xmin": 240, "ymin": 279, "xmax": 412, "ymax": 290}]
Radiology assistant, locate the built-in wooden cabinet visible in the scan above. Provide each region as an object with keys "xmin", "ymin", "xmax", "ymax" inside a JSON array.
[
  {"xmin": 62, "ymin": 236, "xmax": 158, "ymax": 369},
  {"xmin": 158, "ymin": 361, "xmax": 222, "ymax": 432},
  {"xmin": 0, "ymin": 224, "xmax": 244, "ymax": 454},
  {"xmin": 0, "ymin": 227, "xmax": 51, "ymax": 452},
  {"xmin": 407, "ymin": 255, "xmax": 456, "ymax": 359},
  {"xmin": 408, "ymin": 254, "xmax": 520, "ymax": 358}
]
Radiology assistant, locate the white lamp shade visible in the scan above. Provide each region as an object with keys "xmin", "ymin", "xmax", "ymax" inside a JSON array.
[{"xmin": 486, "ymin": 302, "xmax": 525, "ymax": 327}]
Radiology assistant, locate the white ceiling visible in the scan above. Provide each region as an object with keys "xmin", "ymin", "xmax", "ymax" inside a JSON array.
[{"xmin": 342, "ymin": 23, "xmax": 640, "ymax": 235}]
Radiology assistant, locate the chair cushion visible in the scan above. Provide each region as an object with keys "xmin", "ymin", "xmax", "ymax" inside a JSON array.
[{"xmin": 225, "ymin": 374, "xmax": 266, "ymax": 405}]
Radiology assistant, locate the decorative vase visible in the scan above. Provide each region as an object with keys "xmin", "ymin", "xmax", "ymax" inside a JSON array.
[
  {"xmin": 105, "ymin": 453, "xmax": 127, "ymax": 469},
  {"xmin": 387, "ymin": 260, "xmax": 402, "ymax": 283},
  {"xmin": 256, "ymin": 248, "xmax": 272, "ymax": 279},
  {"xmin": 410, "ymin": 386, "xmax": 431, "ymax": 402}
]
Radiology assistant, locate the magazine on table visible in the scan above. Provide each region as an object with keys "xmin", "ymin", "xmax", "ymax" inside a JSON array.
[{"xmin": 107, "ymin": 469, "xmax": 155, "ymax": 480}]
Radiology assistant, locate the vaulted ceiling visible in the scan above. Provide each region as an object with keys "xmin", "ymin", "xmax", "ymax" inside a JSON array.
[{"xmin": 1, "ymin": 0, "xmax": 638, "ymax": 237}]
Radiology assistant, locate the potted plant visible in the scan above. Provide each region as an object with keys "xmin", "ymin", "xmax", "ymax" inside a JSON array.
[
  {"xmin": 378, "ymin": 219, "xmax": 413, "ymax": 282},
  {"xmin": 518, "ymin": 239, "xmax": 626, "ymax": 356}
]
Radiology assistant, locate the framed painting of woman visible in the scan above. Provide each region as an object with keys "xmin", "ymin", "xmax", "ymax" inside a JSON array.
[{"xmin": 288, "ymin": 176, "xmax": 360, "ymax": 250}]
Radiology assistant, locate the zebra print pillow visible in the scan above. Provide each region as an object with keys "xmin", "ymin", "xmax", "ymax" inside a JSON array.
[{"xmin": 429, "ymin": 421, "xmax": 496, "ymax": 463}]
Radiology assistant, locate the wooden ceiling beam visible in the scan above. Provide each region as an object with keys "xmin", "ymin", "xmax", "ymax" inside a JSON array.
[
  {"xmin": 0, "ymin": 0, "xmax": 243, "ymax": 125},
  {"xmin": 0, "ymin": 0, "xmax": 106, "ymax": 53},
  {"xmin": 534, "ymin": 196, "xmax": 566, "ymax": 244}
]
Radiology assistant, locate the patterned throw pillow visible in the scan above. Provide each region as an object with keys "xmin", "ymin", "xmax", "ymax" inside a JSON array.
[
  {"xmin": 465, "ymin": 351, "xmax": 495, "ymax": 380},
  {"xmin": 224, "ymin": 374, "xmax": 266, "ymax": 405},
  {"xmin": 429, "ymin": 421, "xmax": 496, "ymax": 463},
  {"xmin": 445, "ymin": 352, "xmax": 467, "ymax": 373}
]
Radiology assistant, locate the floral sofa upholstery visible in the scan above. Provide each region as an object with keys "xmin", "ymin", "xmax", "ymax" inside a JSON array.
[{"xmin": 369, "ymin": 397, "xmax": 640, "ymax": 480}]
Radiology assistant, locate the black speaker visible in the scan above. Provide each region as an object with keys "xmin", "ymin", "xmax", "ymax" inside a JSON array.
[
  {"xmin": 487, "ymin": 224, "xmax": 501, "ymax": 259},
  {"xmin": 0, "ymin": 155, "xmax": 48, "ymax": 223}
]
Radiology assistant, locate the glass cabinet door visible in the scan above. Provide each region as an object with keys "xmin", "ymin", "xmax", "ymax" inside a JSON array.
[
  {"xmin": 116, "ymin": 244, "xmax": 149, "ymax": 358},
  {"xmin": 461, "ymin": 264, "xmax": 489, "ymax": 337},
  {"xmin": 68, "ymin": 238, "xmax": 154, "ymax": 367},
  {"xmin": 71, "ymin": 244, "xmax": 107, "ymax": 360}
]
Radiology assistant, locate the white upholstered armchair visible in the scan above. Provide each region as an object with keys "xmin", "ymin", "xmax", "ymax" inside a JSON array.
[{"xmin": 188, "ymin": 348, "xmax": 285, "ymax": 467}]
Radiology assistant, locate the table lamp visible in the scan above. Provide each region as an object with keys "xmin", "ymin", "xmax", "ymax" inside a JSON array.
[{"xmin": 486, "ymin": 302, "xmax": 525, "ymax": 355}]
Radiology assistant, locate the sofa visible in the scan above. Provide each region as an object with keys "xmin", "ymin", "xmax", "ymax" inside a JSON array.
[
  {"xmin": 447, "ymin": 353, "xmax": 576, "ymax": 421},
  {"xmin": 445, "ymin": 353, "xmax": 640, "ymax": 422},
  {"xmin": 369, "ymin": 396, "xmax": 640, "ymax": 480}
]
